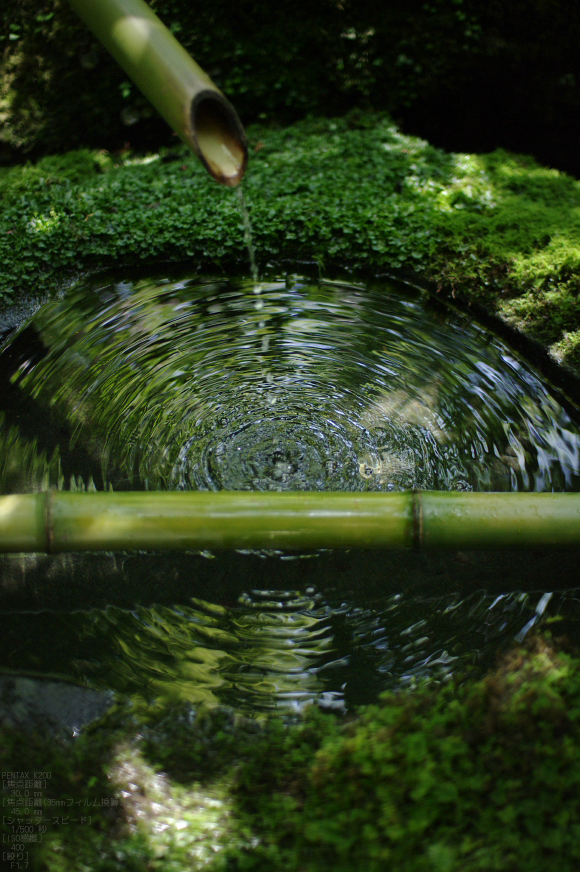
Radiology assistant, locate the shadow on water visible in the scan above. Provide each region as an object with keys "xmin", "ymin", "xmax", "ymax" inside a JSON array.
[{"xmin": 2, "ymin": 270, "xmax": 580, "ymax": 715}]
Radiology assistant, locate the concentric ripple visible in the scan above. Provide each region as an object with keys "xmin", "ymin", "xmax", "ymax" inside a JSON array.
[
  {"xmin": 186, "ymin": 413, "xmax": 367, "ymax": 491},
  {"xmin": 2, "ymin": 272, "xmax": 580, "ymax": 495}
]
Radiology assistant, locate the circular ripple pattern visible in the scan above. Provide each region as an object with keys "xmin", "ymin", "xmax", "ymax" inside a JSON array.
[
  {"xmin": 3, "ymin": 272, "xmax": 580, "ymax": 496},
  {"xmin": 188, "ymin": 415, "xmax": 368, "ymax": 491}
]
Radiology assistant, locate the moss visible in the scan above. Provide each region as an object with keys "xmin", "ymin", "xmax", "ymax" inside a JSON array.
[
  {"xmin": 225, "ymin": 634, "xmax": 580, "ymax": 871},
  {"xmin": 2, "ymin": 111, "xmax": 580, "ymax": 373},
  {"xmin": 428, "ymin": 148, "xmax": 580, "ymax": 360},
  {"xmin": 551, "ymin": 330, "xmax": 580, "ymax": 369},
  {"xmin": 4, "ymin": 634, "xmax": 580, "ymax": 871},
  {"xmin": 0, "ymin": 149, "xmax": 103, "ymax": 197}
]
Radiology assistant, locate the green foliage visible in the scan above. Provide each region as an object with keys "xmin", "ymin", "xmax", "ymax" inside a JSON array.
[
  {"xmin": 0, "ymin": 701, "xmax": 156, "ymax": 871},
  {"xmin": 4, "ymin": 636, "xmax": 580, "ymax": 870},
  {"xmin": 2, "ymin": 0, "xmax": 580, "ymax": 176},
  {"xmin": 0, "ymin": 0, "xmax": 346, "ymax": 160},
  {"xmin": 2, "ymin": 110, "xmax": 580, "ymax": 368},
  {"xmin": 140, "ymin": 704, "xmax": 259, "ymax": 782},
  {"xmin": 222, "ymin": 636, "xmax": 580, "ymax": 871}
]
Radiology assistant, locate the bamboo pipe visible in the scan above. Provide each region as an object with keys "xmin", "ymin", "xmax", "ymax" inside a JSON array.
[
  {"xmin": 68, "ymin": 0, "xmax": 247, "ymax": 186},
  {"xmin": 1, "ymin": 491, "xmax": 580, "ymax": 553}
]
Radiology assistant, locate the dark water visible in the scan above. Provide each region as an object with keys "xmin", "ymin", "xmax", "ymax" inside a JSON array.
[{"xmin": 1, "ymin": 272, "xmax": 580, "ymax": 714}]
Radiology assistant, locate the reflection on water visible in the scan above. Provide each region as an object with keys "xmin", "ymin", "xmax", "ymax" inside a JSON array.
[
  {"xmin": 2, "ymin": 576, "xmax": 580, "ymax": 713},
  {"xmin": 1, "ymin": 271, "xmax": 580, "ymax": 712}
]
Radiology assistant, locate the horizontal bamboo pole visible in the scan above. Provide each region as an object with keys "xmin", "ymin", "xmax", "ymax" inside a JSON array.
[
  {"xmin": 0, "ymin": 491, "xmax": 579, "ymax": 553},
  {"xmin": 68, "ymin": 0, "xmax": 247, "ymax": 186}
]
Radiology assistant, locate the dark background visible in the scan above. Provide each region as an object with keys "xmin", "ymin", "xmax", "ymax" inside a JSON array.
[{"xmin": 2, "ymin": 0, "xmax": 580, "ymax": 176}]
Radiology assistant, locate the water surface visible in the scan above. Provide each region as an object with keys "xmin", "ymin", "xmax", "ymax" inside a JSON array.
[{"xmin": 1, "ymin": 272, "xmax": 580, "ymax": 714}]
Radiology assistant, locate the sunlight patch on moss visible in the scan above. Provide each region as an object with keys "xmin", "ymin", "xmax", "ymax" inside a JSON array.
[
  {"xmin": 511, "ymin": 235, "xmax": 580, "ymax": 285},
  {"xmin": 27, "ymin": 208, "xmax": 61, "ymax": 234},
  {"xmin": 108, "ymin": 740, "xmax": 235, "ymax": 868},
  {"xmin": 432, "ymin": 153, "xmax": 496, "ymax": 212},
  {"xmin": 550, "ymin": 330, "xmax": 580, "ymax": 368}
]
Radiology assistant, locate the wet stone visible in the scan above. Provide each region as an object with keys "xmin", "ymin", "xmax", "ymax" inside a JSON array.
[{"xmin": 0, "ymin": 676, "xmax": 114, "ymax": 737}]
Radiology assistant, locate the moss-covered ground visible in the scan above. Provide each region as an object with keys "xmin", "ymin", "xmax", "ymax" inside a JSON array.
[
  {"xmin": 2, "ymin": 630, "xmax": 580, "ymax": 871},
  {"xmin": 2, "ymin": 111, "xmax": 580, "ymax": 370}
]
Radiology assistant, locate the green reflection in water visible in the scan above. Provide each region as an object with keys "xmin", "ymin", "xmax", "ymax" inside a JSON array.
[{"xmin": 2, "ymin": 582, "xmax": 580, "ymax": 713}]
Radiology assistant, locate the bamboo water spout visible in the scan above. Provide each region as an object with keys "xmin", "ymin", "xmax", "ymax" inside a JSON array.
[
  {"xmin": 1, "ymin": 491, "xmax": 580, "ymax": 553},
  {"xmin": 68, "ymin": 0, "xmax": 247, "ymax": 186}
]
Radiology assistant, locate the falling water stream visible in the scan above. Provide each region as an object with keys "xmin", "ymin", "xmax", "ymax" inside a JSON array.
[
  {"xmin": 237, "ymin": 187, "xmax": 260, "ymax": 287},
  {"xmin": 2, "ymin": 270, "xmax": 580, "ymax": 717}
]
